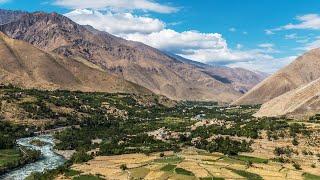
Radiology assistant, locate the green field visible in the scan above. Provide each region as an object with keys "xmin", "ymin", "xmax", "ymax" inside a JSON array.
[
  {"xmin": 154, "ymin": 156, "xmax": 184, "ymax": 164},
  {"xmin": 0, "ymin": 149, "xmax": 21, "ymax": 167},
  {"xmin": 175, "ymin": 167, "xmax": 195, "ymax": 176},
  {"xmin": 72, "ymin": 174, "xmax": 103, "ymax": 180},
  {"xmin": 232, "ymin": 155, "xmax": 268, "ymax": 164},
  {"xmin": 227, "ymin": 168, "xmax": 263, "ymax": 180},
  {"xmin": 129, "ymin": 167, "xmax": 150, "ymax": 179},
  {"xmin": 303, "ymin": 173, "xmax": 320, "ymax": 180},
  {"xmin": 160, "ymin": 164, "xmax": 177, "ymax": 171}
]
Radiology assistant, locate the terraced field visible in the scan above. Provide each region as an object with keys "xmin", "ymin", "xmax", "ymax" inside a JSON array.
[{"xmin": 64, "ymin": 148, "xmax": 320, "ymax": 180}]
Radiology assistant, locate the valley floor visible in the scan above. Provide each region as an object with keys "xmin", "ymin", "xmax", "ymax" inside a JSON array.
[
  {"xmin": 1, "ymin": 85, "xmax": 320, "ymax": 180},
  {"xmin": 58, "ymin": 147, "xmax": 320, "ymax": 180}
]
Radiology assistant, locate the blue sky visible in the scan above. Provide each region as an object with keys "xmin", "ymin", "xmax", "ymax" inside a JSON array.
[{"xmin": 1, "ymin": 0, "xmax": 320, "ymax": 73}]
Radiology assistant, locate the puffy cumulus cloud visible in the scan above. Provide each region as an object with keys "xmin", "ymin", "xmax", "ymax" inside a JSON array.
[
  {"xmin": 65, "ymin": 9, "xmax": 287, "ymax": 73},
  {"xmin": 54, "ymin": 0, "xmax": 177, "ymax": 13},
  {"xmin": 65, "ymin": 9, "xmax": 165, "ymax": 35},
  {"xmin": 178, "ymin": 49, "xmax": 274, "ymax": 65},
  {"xmin": 228, "ymin": 56, "xmax": 296, "ymax": 74},
  {"xmin": 123, "ymin": 29, "xmax": 282, "ymax": 72},
  {"xmin": 123, "ymin": 29, "xmax": 227, "ymax": 54}
]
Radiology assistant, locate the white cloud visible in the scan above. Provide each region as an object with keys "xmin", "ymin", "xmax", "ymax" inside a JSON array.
[
  {"xmin": 65, "ymin": 8, "xmax": 289, "ymax": 73},
  {"xmin": 268, "ymin": 14, "xmax": 320, "ymax": 34},
  {"xmin": 258, "ymin": 43, "xmax": 274, "ymax": 48},
  {"xmin": 285, "ymin": 33, "xmax": 298, "ymax": 39},
  {"xmin": 54, "ymin": 0, "xmax": 177, "ymax": 13},
  {"xmin": 123, "ymin": 29, "xmax": 279, "ymax": 68},
  {"xmin": 123, "ymin": 29, "xmax": 227, "ymax": 54},
  {"xmin": 296, "ymin": 39, "xmax": 309, "ymax": 44},
  {"xmin": 65, "ymin": 9, "xmax": 165, "ymax": 35},
  {"xmin": 281, "ymin": 14, "xmax": 320, "ymax": 30},
  {"xmin": 228, "ymin": 56, "xmax": 296, "ymax": 74},
  {"xmin": 0, "ymin": 0, "xmax": 9, "ymax": 3},
  {"xmin": 179, "ymin": 49, "xmax": 274, "ymax": 65},
  {"xmin": 229, "ymin": 27, "xmax": 236, "ymax": 32},
  {"xmin": 256, "ymin": 43, "xmax": 280, "ymax": 54},
  {"xmin": 300, "ymin": 38, "xmax": 320, "ymax": 51},
  {"xmin": 265, "ymin": 29, "xmax": 274, "ymax": 35},
  {"xmin": 236, "ymin": 44, "xmax": 243, "ymax": 49}
]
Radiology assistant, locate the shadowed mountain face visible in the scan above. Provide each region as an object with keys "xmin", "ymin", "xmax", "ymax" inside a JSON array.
[
  {"xmin": 0, "ymin": 10, "xmax": 266, "ymax": 102},
  {"xmin": 233, "ymin": 49, "xmax": 320, "ymax": 105},
  {"xmin": 0, "ymin": 32, "xmax": 150, "ymax": 94}
]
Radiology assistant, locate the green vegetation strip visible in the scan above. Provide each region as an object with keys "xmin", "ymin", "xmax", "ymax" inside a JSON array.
[
  {"xmin": 303, "ymin": 173, "xmax": 320, "ymax": 180},
  {"xmin": 200, "ymin": 177, "xmax": 225, "ymax": 180},
  {"xmin": 175, "ymin": 167, "xmax": 195, "ymax": 176},
  {"xmin": 64, "ymin": 169, "xmax": 82, "ymax": 177},
  {"xmin": 232, "ymin": 155, "xmax": 268, "ymax": 164},
  {"xmin": 160, "ymin": 164, "xmax": 176, "ymax": 171},
  {"xmin": 72, "ymin": 174, "xmax": 104, "ymax": 180},
  {"xmin": 154, "ymin": 156, "xmax": 183, "ymax": 164},
  {"xmin": 226, "ymin": 168, "xmax": 263, "ymax": 180}
]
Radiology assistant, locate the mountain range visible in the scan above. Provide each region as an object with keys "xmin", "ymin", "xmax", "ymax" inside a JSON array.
[
  {"xmin": 0, "ymin": 9, "xmax": 267, "ymax": 102},
  {"xmin": 0, "ymin": 31, "xmax": 150, "ymax": 94},
  {"xmin": 229, "ymin": 48, "xmax": 320, "ymax": 117}
]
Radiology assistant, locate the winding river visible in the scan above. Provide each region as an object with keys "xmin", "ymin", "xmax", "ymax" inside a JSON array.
[{"xmin": 1, "ymin": 135, "xmax": 66, "ymax": 180}]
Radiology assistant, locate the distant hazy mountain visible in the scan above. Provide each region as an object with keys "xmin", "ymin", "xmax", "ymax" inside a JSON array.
[
  {"xmin": 0, "ymin": 10, "xmax": 266, "ymax": 102},
  {"xmin": 233, "ymin": 49, "xmax": 320, "ymax": 105},
  {"xmin": 167, "ymin": 53, "xmax": 269, "ymax": 94},
  {"xmin": 0, "ymin": 32, "xmax": 150, "ymax": 94}
]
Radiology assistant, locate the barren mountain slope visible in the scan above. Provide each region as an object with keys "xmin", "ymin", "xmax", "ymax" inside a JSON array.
[
  {"xmin": 255, "ymin": 77, "xmax": 320, "ymax": 117},
  {"xmin": 233, "ymin": 48, "xmax": 320, "ymax": 105},
  {"xmin": 0, "ymin": 11, "xmax": 244, "ymax": 102},
  {"xmin": 0, "ymin": 32, "xmax": 150, "ymax": 94},
  {"xmin": 0, "ymin": 9, "xmax": 26, "ymax": 25}
]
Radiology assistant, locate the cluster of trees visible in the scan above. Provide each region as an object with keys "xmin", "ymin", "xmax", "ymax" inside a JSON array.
[
  {"xmin": 99, "ymin": 133, "xmax": 180, "ymax": 156},
  {"xmin": 0, "ymin": 121, "xmax": 33, "ymax": 149},
  {"xmin": 274, "ymin": 146, "xmax": 296, "ymax": 157},
  {"xmin": 20, "ymin": 101, "xmax": 58, "ymax": 119},
  {"xmin": 70, "ymin": 150, "xmax": 93, "ymax": 163},
  {"xmin": 309, "ymin": 114, "xmax": 320, "ymax": 122},
  {"xmin": 194, "ymin": 136, "xmax": 253, "ymax": 155},
  {"xmin": 192, "ymin": 118, "xmax": 289, "ymax": 140},
  {"xmin": 289, "ymin": 123, "xmax": 310, "ymax": 137}
]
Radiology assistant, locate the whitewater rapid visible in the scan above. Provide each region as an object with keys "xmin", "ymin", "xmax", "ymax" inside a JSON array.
[{"xmin": 1, "ymin": 135, "xmax": 66, "ymax": 180}]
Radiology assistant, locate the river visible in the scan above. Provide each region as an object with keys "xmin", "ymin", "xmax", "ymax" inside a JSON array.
[{"xmin": 1, "ymin": 135, "xmax": 66, "ymax": 180}]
